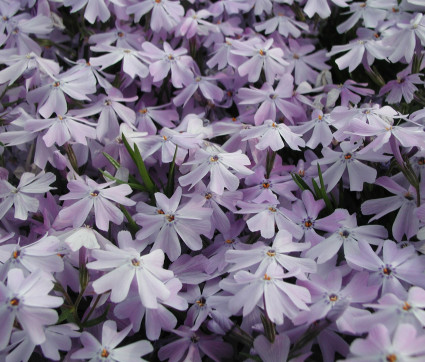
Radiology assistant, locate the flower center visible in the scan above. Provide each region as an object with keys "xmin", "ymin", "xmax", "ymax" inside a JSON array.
[
  {"xmin": 157, "ymin": 209, "xmax": 165, "ymax": 214},
  {"xmin": 204, "ymin": 193, "xmax": 212, "ymax": 199},
  {"xmin": 210, "ymin": 155, "xmax": 219, "ymax": 162},
  {"xmin": 264, "ymin": 274, "xmax": 271, "ymax": 281},
  {"xmin": 12, "ymin": 250, "xmax": 20, "ymax": 259},
  {"xmin": 53, "ymin": 81, "xmax": 60, "ymax": 87},
  {"xmin": 139, "ymin": 108, "xmax": 148, "ymax": 114},
  {"xmin": 191, "ymin": 334, "xmax": 200, "ymax": 343},
  {"xmin": 90, "ymin": 190, "xmax": 100, "ymax": 197},
  {"xmin": 196, "ymin": 297, "xmax": 206, "ymax": 307},
  {"xmin": 344, "ymin": 153, "xmax": 352, "ymax": 160},
  {"xmin": 418, "ymin": 157, "xmax": 425, "ymax": 165},
  {"xmin": 225, "ymin": 239, "xmax": 234, "ymax": 244},
  {"xmin": 339, "ymin": 230, "xmax": 350, "ymax": 238},
  {"xmin": 304, "ymin": 219, "xmax": 313, "ymax": 228},
  {"xmin": 101, "ymin": 348, "xmax": 110, "ymax": 358},
  {"xmin": 166, "ymin": 214, "xmax": 175, "ymax": 222},
  {"xmin": 402, "ymin": 301, "xmax": 411, "ymax": 311},
  {"xmin": 10, "ymin": 298, "xmax": 19, "ymax": 306},
  {"xmin": 266, "ymin": 249, "xmax": 276, "ymax": 257},
  {"xmin": 383, "ymin": 267, "xmax": 392, "ymax": 275},
  {"xmin": 262, "ymin": 182, "xmax": 270, "ymax": 189},
  {"xmin": 268, "ymin": 207, "xmax": 276, "ymax": 212},
  {"xmin": 386, "ymin": 354, "xmax": 397, "ymax": 362},
  {"xmin": 131, "ymin": 258, "xmax": 140, "ymax": 267},
  {"xmin": 329, "ymin": 294, "xmax": 338, "ymax": 302},
  {"xmin": 404, "ymin": 192, "xmax": 414, "ymax": 201},
  {"xmin": 117, "ymin": 31, "xmax": 124, "ymax": 37}
]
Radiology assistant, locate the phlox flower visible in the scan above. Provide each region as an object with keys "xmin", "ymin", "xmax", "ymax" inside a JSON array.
[
  {"xmin": 379, "ymin": 68, "xmax": 423, "ymax": 104},
  {"xmin": 63, "ymin": 0, "xmax": 126, "ymax": 24},
  {"xmin": 240, "ymin": 119, "xmax": 305, "ymax": 151},
  {"xmin": 237, "ymin": 74, "xmax": 303, "ymax": 124},
  {"xmin": 294, "ymin": 270, "xmax": 378, "ymax": 334},
  {"xmin": 0, "ymin": 171, "xmax": 55, "ymax": 221},
  {"xmin": 0, "ymin": 268, "xmax": 63, "ymax": 349},
  {"xmin": 361, "ymin": 177, "xmax": 420, "ymax": 241},
  {"xmin": 127, "ymin": 0, "xmax": 184, "ymax": 32},
  {"xmin": 0, "ymin": 234, "xmax": 64, "ymax": 281},
  {"xmin": 135, "ymin": 187, "xmax": 212, "ymax": 261},
  {"xmin": 225, "ymin": 231, "xmax": 317, "ymax": 278},
  {"xmin": 26, "ymin": 67, "xmax": 97, "ymax": 119},
  {"xmin": 283, "ymin": 39, "xmax": 331, "ymax": 85},
  {"xmin": 355, "ymin": 287, "xmax": 425, "ymax": 334},
  {"xmin": 135, "ymin": 99, "xmax": 178, "ymax": 134},
  {"xmin": 253, "ymin": 335, "xmax": 290, "ymax": 362},
  {"xmin": 178, "ymin": 9, "xmax": 219, "ymax": 39},
  {"xmin": 255, "ymin": 6, "xmax": 308, "ymax": 38},
  {"xmin": 71, "ymin": 320, "xmax": 153, "ymax": 361},
  {"xmin": 55, "ymin": 177, "xmax": 135, "ymax": 231},
  {"xmin": 303, "ymin": 0, "xmax": 350, "ymax": 19},
  {"xmin": 312, "ymin": 141, "xmax": 391, "ymax": 192},
  {"xmin": 206, "ymin": 38, "xmax": 244, "ymax": 70},
  {"xmin": 114, "ymin": 278, "xmax": 187, "ymax": 340},
  {"xmin": 179, "ymin": 148, "xmax": 253, "ymax": 195},
  {"xmin": 325, "ymin": 80, "xmax": 374, "ymax": 108},
  {"xmin": 158, "ymin": 326, "xmax": 233, "ymax": 362},
  {"xmin": 292, "ymin": 110, "xmax": 334, "ymax": 149},
  {"xmin": 231, "ymin": 38, "xmax": 288, "ymax": 83},
  {"xmin": 236, "ymin": 201, "xmax": 304, "ymax": 240},
  {"xmin": 173, "ymin": 74, "xmax": 224, "ymax": 107},
  {"xmin": 71, "ymin": 88, "xmax": 138, "ymax": 141},
  {"xmin": 0, "ymin": 52, "xmax": 59, "ymax": 86},
  {"xmin": 224, "ymin": 264, "xmax": 311, "ymax": 325},
  {"xmin": 24, "ymin": 112, "xmax": 97, "ymax": 147},
  {"xmin": 347, "ymin": 240, "xmax": 425, "ymax": 298},
  {"xmin": 89, "ymin": 44, "xmax": 149, "ymax": 80},
  {"xmin": 345, "ymin": 324, "xmax": 425, "ymax": 362},
  {"xmin": 141, "ymin": 41, "xmax": 193, "ymax": 88},
  {"xmin": 87, "ymin": 231, "xmax": 174, "ymax": 306},
  {"xmin": 327, "ymin": 28, "xmax": 390, "ymax": 72},
  {"xmin": 336, "ymin": 0, "xmax": 396, "ymax": 33}
]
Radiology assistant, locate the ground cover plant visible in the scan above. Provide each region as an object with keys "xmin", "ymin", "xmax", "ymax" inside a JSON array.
[{"xmin": 0, "ymin": 0, "xmax": 425, "ymax": 361}]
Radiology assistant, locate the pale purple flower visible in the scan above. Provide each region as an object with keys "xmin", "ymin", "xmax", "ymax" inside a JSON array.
[
  {"xmin": 173, "ymin": 74, "xmax": 224, "ymax": 107},
  {"xmin": 0, "ymin": 234, "xmax": 64, "ymax": 281},
  {"xmin": 294, "ymin": 270, "xmax": 378, "ymax": 334},
  {"xmin": 361, "ymin": 177, "xmax": 419, "ymax": 241},
  {"xmin": 379, "ymin": 68, "xmax": 423, "ymax": 104},
  {"xmin": 355, "ymin": 287, "xmax": 425, "ymax": 334},
  {"xmin": 347, "ymin": 240, "xmax": 425, "ymax": 298},
  {"xmin": 24, "ymin": 112, "xmax": 97, "ymax": 147},
  {"xmin": 306, "ymin": 212, "xmax": 388, "ymax": 264},
  {"xmin": 303, "ymin": 0, "xmax": 350, "ymax": 19},
  {"xmin": 26, "ymin": 68, "xmax": 97, "ymax": 118},
  {"xmin": 71, "ymin": 88, "xmax": 137, "ymax": 141},
  {"xmin": 141, "ymin": 41, "xmax": 193, "ymax": 88},
  {"xmin": 253, "ymin": 334, "xmax": 290, "ymax": 362},
  {"xmin": 237, "ymin": 74, "xmax": 304, "ymax": 124},
  {"xmin": 325, "ymin": 79, "xmax": 374, "ymax": 108},
  {"xmin": 89, "ymin": 44, "xmax": 150, "ymax": 80},
  {"xmin": 127, "ymin": 0, "xmax": 184, "ymax": 32},
  {"xmin": 71, "ymin": 320, "xmax": 153, "ymax": 361},
  {"xmin": 225, "ymin": 231, "xmax": 317, "ymax": 278},
  {"xmin": 292, "ymin": 110, "xmax": 334, "ymax": 149},
  {"xmin": 0, "ymin": 268, "xmax": 63, "ymax": 349},
  {"xmin": 135, "ymin": 187, "xmax": 212, "ymax": 261},
  {"xmin": 345, "ymin": 324, "xmax": 425, "ymax": 362},
  {"xmin": 55, "ymin": 177, "xmax": 135, "ymax": 231},
  {"xmin": 236, "ymin": 200, "xmax": 304, "ymax": 240},
  {"xmin": 312, "ymin": 141, "xmax": 391, "ymax": 192},
  {"xmin": 158, "ymin": 325, "xmax": 233, "ymax": 362},
  {"xmin": 179, "ymin": 148, "xmax": 253, "ymax": 195},
  {"xmin": 63, "ymin": 0, "xmax": 124, "ymax": 24},
  {"xmin": 206, "ymin": 38, "xmax": 244, "ymax": 70},
  {"xmin": 0, "ymin": 171, "xmax": 55, "ymax": 221},
  {"xmin": 178, "ymin": 9, "xmax": 219, "ymax": 39},
  {"xmin": 87, "ymin": 231, "xmax": 175, "ymax": 306},
  {"xmin": 225, "ymin": 264, "xmax": 311, "ymax": 324},
  {"xmin": 240, "ymin": 119, "xmax": 305, "ymax": 151},
  {"xmin": 135, "ymin": 100, "xmax": 178, "ymax": 134},
  {"xmin": 231, "ymin": 38, "xmax": 288, "ymax": 83},
  {"xmin": 255, "ymin": 6, "xmax": 309, "ymax": 38}
]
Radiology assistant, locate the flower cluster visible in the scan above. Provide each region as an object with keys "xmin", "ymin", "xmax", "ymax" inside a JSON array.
[{"xmin": 0, "ymin": 0, "xmax": 425, "ymax": 361}]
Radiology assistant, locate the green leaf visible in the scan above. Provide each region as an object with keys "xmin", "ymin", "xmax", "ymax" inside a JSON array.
[
  {"xmin": 120, "ymin": 205, "xmax": 139, "ymax": 235},
  {"xmin": 58, "ymin": 307, "xmax": 76, "ymax": 324},
  {"xmin": 82, "ymin": 306, "xmax": 110, "ymax": 328},
  {"xmin": 99, "ymin": 169, "xmax": 147, "ymax": 192},
  {"xmin": 102, "ymin": 152, "xmax": 121, "ymax": 169},
  {"xmin": 122, "ymin": 134, "xmax": 156, "ymax": 194},
  {"xmin": 317, "ymin": 164, "xmax": 334, "ymax": 211},
  {"xmin": 265, "ymin": 150, "xmax": 276, "ymax": 179},
  {"xmin": 165, "ymin": 146, "xmax": 178, "ymax": 197},
  {"xmin": 311, "ymin": 178, "xmax": 321, "ymax": 200},
  {"xmin": 291, "ymin": 173, "xmax": 313, "ymax": 193},
  {"xmin": 261, "ymin": 314, "xmax": 276, "ymax": 343}
]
